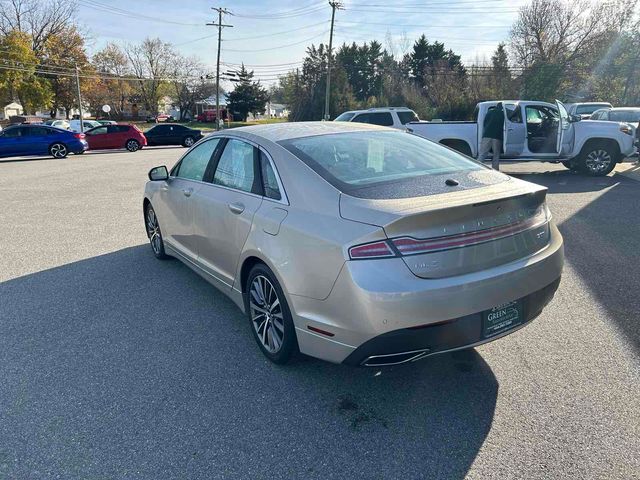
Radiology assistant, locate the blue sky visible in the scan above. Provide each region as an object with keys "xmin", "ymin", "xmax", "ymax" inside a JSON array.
[{"xmin": 77, "ymin": 0, "xmax": 528, "ymax": 85}]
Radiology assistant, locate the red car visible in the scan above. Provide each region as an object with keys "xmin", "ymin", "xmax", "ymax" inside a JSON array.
[{"xmin": 84, "ymin": 124, "xmax": 147, "ymax": 152}]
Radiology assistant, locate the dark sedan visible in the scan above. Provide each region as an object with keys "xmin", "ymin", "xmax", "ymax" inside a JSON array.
[
  {"xmin": 144, "ymin": 124, "xmax": 203, "ymax": 148},
  {"xmin": 0, "ymin": 124, "xmax": 87, "ymax": 159}
]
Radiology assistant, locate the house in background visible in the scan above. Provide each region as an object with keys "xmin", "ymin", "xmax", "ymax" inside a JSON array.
[
  {"xmin": 248, "ymin": 102, "xmax": 289, "ymax": 120},
  {"xmin": 1, "ymin": 102, "xmax": 23, "ymax": 120}
]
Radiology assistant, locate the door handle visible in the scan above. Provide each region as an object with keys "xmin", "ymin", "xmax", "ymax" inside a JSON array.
[
  {"xmin": 182, "ymin": 188, "xmax": 193, "ymax": 197},
  {"xmin": 228, "ymin": 202, "xmax": 245, "ymax": 214}
]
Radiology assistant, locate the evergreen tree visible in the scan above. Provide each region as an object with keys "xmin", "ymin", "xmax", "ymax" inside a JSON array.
[{"xmin": 226, "ymin": 64, "xmax": 269, "ymax": 122}]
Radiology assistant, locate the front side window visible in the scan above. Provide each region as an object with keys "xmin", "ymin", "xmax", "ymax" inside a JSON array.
[
  {"xmin": 2, "ymin": 127, "xmax": 22, "ymax": 138},
  {"xmin": 504, "ymin": 104, "xmax": 523, "ymax": 123},
  {"xmin": 175, "ymin": 138, "xmax": 220, "ymax": 181},
  {"xmin": 397, "ymin": 111, "xmax": 419, "ymax": 124},
  {"xmin": 335, "ymin": 112, "xmax": 356, "ymax": 122},
  {"xmin": 260, "ymin": 151, "xmax": 282, "ymax": 201},
  {"xmin": 280, "ymin": 131, "xmax": 483, "ymax": 193},
  {"xmin": 213, "ymin": 139, "xmax": 257, "ymax": 193}
]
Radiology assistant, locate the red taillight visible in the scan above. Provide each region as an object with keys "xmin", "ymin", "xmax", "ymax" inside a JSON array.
[
  {"xmin": 391, "ymin": 215, "xmax": 546, "ymax": 256},
  {"xmin": 348, "ymin": 240, "xmax": 396, "ymax": 260},
  {"xmin": 74, "ymin": 133, "xmax": 85, "ymax": 139}
]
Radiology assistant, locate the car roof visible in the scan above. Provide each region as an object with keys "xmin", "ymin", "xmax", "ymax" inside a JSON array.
[{"xmin": 225, "ymin": 121, "xmax": 393, "ymax": 142}]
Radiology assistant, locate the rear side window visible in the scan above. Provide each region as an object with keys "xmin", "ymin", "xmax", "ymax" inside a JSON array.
[
  {"xmin": 397, "ymin": 111, "xmax": 419, "ymax": 124},
  {"xmin": 90, "ymin": 127, "xmax": 108, "ymax": 135},
  {"xmin": 25, "ymin": 127, "xmax": 51, "ymax": 136},
  {"xmin": 175, "ymin": 138, "xmax": 220, "ymax": 181},
  {"xmin": 280, "ymin": 131, "xmax": 482, "ymax": 192},
  {"xmin": 353, "ymin": 112, "xmax": 394, "ymax": 126},
  {"xmin": 213, "ymin": 139, "xmax": 257, "ymax": 193},
  {"xmin": 576, "ymin": 104, "xmax": 610, "ymax": 115},
  {"xmin": 260, "ymin": 151, "xmax": 282, "ymax": 201}
]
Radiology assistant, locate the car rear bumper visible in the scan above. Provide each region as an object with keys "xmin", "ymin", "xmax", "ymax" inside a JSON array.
[
  {"xmin": 290, "ymin": 222, "xmax": 564, "ymax": 364},
  {"xmin": 342, "ymin": 277, "xmax": 560, "ymax": 366}
]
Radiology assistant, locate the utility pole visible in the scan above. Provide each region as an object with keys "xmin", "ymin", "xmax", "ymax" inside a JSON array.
[
  {"xmin": 74, "ymin": 63, "xmax": 84, "ymax": 132},
  {"xmin": 207, "ymin": 7, "xmax": 233, "ymax": 130},
  {"xmin": 324, "ymin": 1, "xmax": 342, "ymax": 121}
]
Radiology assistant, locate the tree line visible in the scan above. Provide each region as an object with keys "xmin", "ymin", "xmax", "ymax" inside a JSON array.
[
  {"xmin": 0, "ymin": 0, "xmax": 269, "ymax": 121},
  {"xmin": 275, "ymin": 0, "xmax": 640, "ymax": 121}
]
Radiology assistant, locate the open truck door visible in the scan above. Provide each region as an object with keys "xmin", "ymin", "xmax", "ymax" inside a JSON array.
[
  {"xmin": 502, "ymin": 102, "xmax": 526, "ymax": 157},
  {"xmin": 555, "ymin": 100, "xmax": 569, "ymax": 155}
]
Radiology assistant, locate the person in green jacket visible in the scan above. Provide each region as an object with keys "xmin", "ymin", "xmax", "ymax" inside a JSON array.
[{"xmin": 478, "ymin": 102, "xmax": 505, "ymax": 170}]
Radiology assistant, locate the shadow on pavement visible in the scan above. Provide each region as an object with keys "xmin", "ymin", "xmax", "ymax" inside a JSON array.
[
  {"xmin": 505, "ymin": 165, "xmax": 625, "ymax": 194},
  {"xmin": 0, "ymin": 245, "xmax": 497, "ymax": 479},
  {"xmin": 512, "ymin": 171, "xmax": 640, "ymax": 354}
]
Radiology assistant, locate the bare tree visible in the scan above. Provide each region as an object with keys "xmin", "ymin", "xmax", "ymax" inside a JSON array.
[
  {"xmin": 0, "ymin": 0, "xmax": 77, "ymax": 54},
  {"xmin": 169, "ymin": 56, "xmax": 216, "ymax": 121},
  {"xmin": 92, "ymin": 43, "xmax": 133, "ymax": 118},
  {"xmin": 125, "ymin": 38, "xmax": 175, "ymax": 116},
  {"xmin": 509, "ymin": 0, "xmax": 636, "ymax": 68}
]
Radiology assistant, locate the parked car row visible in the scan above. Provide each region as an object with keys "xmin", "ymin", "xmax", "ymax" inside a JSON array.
[{"xmin": 0, "ymin": 123, "xmax": 204, "ymax": 159}]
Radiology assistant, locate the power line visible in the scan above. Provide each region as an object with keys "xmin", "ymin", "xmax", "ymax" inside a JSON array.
[{"xmin": 77, "ymin": 0, "xmax": 205, "ymax": 26}]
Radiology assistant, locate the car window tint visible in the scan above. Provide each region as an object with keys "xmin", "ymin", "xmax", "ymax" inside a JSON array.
[
  {"xmin": 280, "ymin": 131, "xmax": 482, "ymax": 189},
  {"xmin": 353, "ymin": 113, "xmax": 394, "ymax": 126},
  {"xmin": 504, "ymin": 104, "xmax": 523, "ymax": 123},
  {"xmin": 260, "ymin": 151, "xmax": 281, "ymax": 200},
  {"xmin": 150, "ymin": 125, "xmax": 167, "ymax": 134},
  {"xmin": 213, "ymin": 139, "xmax": 256, "ymax": 193},
  {"xmin": 2, "ymin": 127, "xmax": 22, "ymax": 137},
  {"xmin": 175, "ymin": 138, "xmax": 220, "ymax": 181},
  {"xmin": 25, "ymin": 127, "xmax": 50, "ymax": 136},
  {"xmin": 90, "ymin": 127, "xmax": 108, "ymax": 135},
  {"xmin": 397, "ymin": 111, "xmax": 419, "ymax": 124},
  {"xmin": 335, "ymin": 112, "xmax": 356, "ymax": 121}
]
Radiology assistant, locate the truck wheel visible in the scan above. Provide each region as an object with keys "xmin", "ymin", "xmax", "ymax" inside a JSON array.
[
  {"xmin": 578, "ymin": 143, "xmax": 617, "ymax": 176},
  {"xmin": 562, "ymin": 160, "xmax": 578, "ymax": 170}
]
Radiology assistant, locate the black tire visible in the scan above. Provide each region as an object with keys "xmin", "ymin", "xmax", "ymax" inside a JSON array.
[
  {"xmin": 182, "ymin": 136, "xmax": 195, "ymax": 148},
  {"xmin": 144, "ymin": 204, "xmax": 170, "ymax": 260},
  {"xmin": 244, "ymin": 263, "xmax": 298, "ymax": 364},
  {"xmin": 577, "ymin": 142, "xmax": 617, "ymax": 176},
  {"xmin": 73, "ymin": 151, "xmax": 85, "ymax": 155},
  {"xmin": 49, "ymin": 143, "xmax": 68, "ymax": 158},
  {"xmin": 126, "ymin": 139, "xmax": 141, "ymax": 152},
  {"xmin": 562, "ymin": 160, "xmax": 577, "ymax": 170}
]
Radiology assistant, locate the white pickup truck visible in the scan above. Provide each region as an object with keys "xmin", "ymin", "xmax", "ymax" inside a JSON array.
[{"xmin": 407, "ymin": 100, "xmax": 636, "ymax": 176}]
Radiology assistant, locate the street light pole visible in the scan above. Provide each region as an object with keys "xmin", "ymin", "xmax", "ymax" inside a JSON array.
[
  {"xmin": 324, "ymin": 1, "xmax": 342, "ymax": 121},
  {"xmin": 75, "ymin": 63, "xmax": 84, "ymax": 132},
  {"xmin": 207, "ymin": 7, "xmax": 232, "ymax": 131}
]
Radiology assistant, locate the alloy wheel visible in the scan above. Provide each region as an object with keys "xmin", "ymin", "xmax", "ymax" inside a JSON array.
[
  {"xmin": 50, "ymin": 143, "xmax": 67, "ymax": 158},
  {"xmin": 585, "ymin": 149, "xmax": 612, "ymax": 174},
  {"xmin": 249, "ymin": 275, "xmax": 285, "ymax": 353},
  {"xmin": 184, "ymin": 136, "xmax": 195, "ymax": 147},
  {"xmin": 127, "ymin": 140, "xmax": 140, "ymax": 152},
  {"xmin": 146, "ymin": 207, "xmax": 162, "ymax": 255}
]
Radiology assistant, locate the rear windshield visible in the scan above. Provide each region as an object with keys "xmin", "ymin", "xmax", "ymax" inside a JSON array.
[
  {"xmin": 334, "ymin": 112, "xmax": 356, "ymax": 121},
  {"xmin": 279, "ymin": 131, "xmax": 483, "ymax": 192},
  {"xmin": 397, "ymin": 111, "xmax": 419, "ymax": 124},
  {"xmin": 609, "ymin": 110, "xmax": 640, "ymax": 123}
]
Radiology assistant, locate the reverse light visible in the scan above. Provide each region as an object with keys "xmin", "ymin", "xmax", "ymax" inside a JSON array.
[{"xmin": 348, "ymin": 240, "xmax": 396, "ymax": 260}]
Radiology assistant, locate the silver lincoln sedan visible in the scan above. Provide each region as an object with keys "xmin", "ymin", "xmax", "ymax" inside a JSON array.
[{"xmin": 143, "ymin": 122, "xmax": 564, "ymax": 366}]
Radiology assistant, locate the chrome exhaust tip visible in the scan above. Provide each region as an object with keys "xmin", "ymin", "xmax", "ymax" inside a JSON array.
[{"xmin": 361, "ymin": 348, "xmax": 431, "ymax": 367}]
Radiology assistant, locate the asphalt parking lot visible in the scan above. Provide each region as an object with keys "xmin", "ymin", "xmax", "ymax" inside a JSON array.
[{"xmin": 1, "ymin": 148, "xmax": 639, "ymax": 479}]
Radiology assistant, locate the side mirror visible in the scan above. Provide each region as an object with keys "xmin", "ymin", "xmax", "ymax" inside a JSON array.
[
  {"xmin": 148, "ymin": 165, "xmax": 169, "ymax": 181},
  {"xmin": 569, "ymin": 114, "xmax": 581, "ymax": 123}
]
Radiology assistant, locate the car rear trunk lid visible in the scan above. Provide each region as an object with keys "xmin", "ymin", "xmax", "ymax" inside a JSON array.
[{"xmin": 340, "ymin": 177, "xmax": 550, "ymax": 278}]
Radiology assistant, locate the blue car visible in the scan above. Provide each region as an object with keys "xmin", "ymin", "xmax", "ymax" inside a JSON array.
[{"xmin": 0, "ymin": 124, "xmax": 88, "ymax": 159}]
